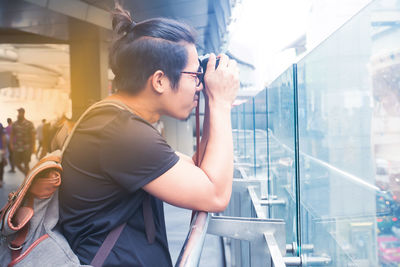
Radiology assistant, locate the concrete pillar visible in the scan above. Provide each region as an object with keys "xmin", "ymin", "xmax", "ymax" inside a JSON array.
[
  {"xmin": 163, "ymin": 115, "xmax": 194, "ymax": 156},
  {"xmin": 69, "ymin": 18, "xmax": 109, "ymax": 120}
]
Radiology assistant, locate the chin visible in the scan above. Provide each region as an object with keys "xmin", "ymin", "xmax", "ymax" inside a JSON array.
[
  {"xmin": 167, "ymin": 106, "xmax": 194, "ymax": 121},
  {"xmin": 178, "ymin": 113, "xmax": 192, "ymax": 121},
  {"xmin": 174, "ymin": 110, "xmax": 193, "ymax": 121}
]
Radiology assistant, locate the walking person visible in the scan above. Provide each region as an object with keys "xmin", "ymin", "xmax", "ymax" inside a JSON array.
[
  {"xmin": 58, "ymin": 2, "xmax": 239, "ymax": 266},
  {"xmin": 5, "ymin": 118, "xmax": 15, "ymax": 173},
  {"xmin": 38, "ymin": 120, "xmax": 51, "ymax": 159},
  {"xmin": 10, "ymin": 108, "xmax": 35, "ymax": 175},
  {"xmin": 36, "ymin": 119, "xmax": 46, "ymax": 158},
  {"xmin": 0, "ymin": 123, "xmax": 7, "ymax": 188}
]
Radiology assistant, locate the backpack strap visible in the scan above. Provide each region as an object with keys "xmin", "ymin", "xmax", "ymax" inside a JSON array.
[
  {"xmin": 90, "ymin": 222, "xmax": 127, "ymax": 267},
  {"xmin": 143, "ymin": 193, "xmax": 155, "ymax": 243},
  {"xmin": 90, "ymin": 193, "xmax": 154, "ymax": 267},
  {"xmin": 61, "ymin": 99, "xmax": 135, "ymax": 155}
]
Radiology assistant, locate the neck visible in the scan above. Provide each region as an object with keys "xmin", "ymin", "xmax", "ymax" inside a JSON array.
[{"xmin": 108, "ymin": 92, "xmax": 160, "ymax": 123}]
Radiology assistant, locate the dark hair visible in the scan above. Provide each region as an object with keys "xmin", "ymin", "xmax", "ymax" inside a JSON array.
[{"xmin": 110, "ymin": 3, "xmax": 196, "ymax": 94}]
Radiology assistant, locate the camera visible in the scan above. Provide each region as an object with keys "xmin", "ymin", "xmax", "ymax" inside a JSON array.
[
  {"xmin": 199, "ymin": 55, "xmax": 220, "ymax": 87},
  {"xmin": 200, "ymin": 55, "xmax": 220, "ymax": 74}
]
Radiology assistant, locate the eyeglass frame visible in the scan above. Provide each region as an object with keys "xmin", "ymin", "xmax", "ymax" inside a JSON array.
[
  {"xmin": 180, "ymin": 59, "xmax": 204, "ymax": 87},
  {"xmin": 180, "ymin": 71, "xmax": 204, "ymax": 87}
]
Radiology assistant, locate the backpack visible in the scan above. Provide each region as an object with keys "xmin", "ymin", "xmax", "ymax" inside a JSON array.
[{"xmin": 0, "ymin": 100, "xmax": 155, "ymax": 267}]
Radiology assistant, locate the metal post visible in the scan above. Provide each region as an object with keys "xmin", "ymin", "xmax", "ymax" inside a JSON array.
[{"xmin": 207, "ymin": 216, "xmax": 286, "ymax": 267}]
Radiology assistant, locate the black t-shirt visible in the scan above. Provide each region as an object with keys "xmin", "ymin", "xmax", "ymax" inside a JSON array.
[{"xmin": 58, "ymin": 106, "xmax": 179, "ymax": 266}]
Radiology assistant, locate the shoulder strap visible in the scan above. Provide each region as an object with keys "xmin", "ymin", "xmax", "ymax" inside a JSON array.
[
  {"xmin": 61, "ymin": 99, "xmax": 135, "ymax": 156},
  {"xmin": 90, "ymin": 222, "xmax": 127, "ymax": 267}
]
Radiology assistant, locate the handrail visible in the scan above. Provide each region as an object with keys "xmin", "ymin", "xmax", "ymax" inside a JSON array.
[
  {"xmin": 175, "ymin": 211, "xmax": 210, "ymax": 267},
  {"xmin": 172, "ymin": 172, "xmax": 287, "ymax": 266}
]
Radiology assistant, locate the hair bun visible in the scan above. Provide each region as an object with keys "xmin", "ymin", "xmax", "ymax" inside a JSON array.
[
  {"xmin": 112, "ymin": 2, "xmax": 135, "ymax": 37},
  {"xmin": 126, "ymin": 22, "xmax": 136, "ymax": 33}
]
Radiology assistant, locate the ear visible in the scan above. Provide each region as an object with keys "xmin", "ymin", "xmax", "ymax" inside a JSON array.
[{"xmin": 151, "ymin": 70, "xmax": 167, "ymax": 94}]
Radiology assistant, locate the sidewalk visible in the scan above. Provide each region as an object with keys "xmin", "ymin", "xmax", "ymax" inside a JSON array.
[
  {"xmin": 0, "ymin": 163, "xmax": 224, "ymax": 266},
  {"xmin": 0, "ymin": 167, "xmax": 25, "ymax": 205}
]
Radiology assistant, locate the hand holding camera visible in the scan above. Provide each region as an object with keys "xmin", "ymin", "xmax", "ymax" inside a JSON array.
[
  {"xmin": 200, "ymin": 56, "xmax": 220, "ymax": 81},
  {"xmin": 201, "ymin": 53, "xmax": 239, "ymax": 108}
]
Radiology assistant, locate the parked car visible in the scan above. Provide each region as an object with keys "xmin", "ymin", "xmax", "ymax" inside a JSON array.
[
  {"xmin": 377, "ymin": 235, "xmax": 400, "ymax": 266},
  {"xmin": 377, "ymin": 191, "xmax": 400, "ymax": 233}
]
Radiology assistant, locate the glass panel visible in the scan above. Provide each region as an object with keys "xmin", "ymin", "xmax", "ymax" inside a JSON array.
[
  {"xmin": 235, "ymin": 103, "xmax": 247, "ymax": 168},
  {"xmin": 244, "ymin": 98, "xmax": 256, "ymax": 177},
  {"xmin": 254, "ymin": 90, "xmax": 268, "ymax": 181},
  {"xmin": 233, "ymin": 99, "xmax": 256, "ymax": 179},
  {"xmin": 231, "ymin": 101, "xmax": 255, "ymax": 267},
  {"xmin": 297, "ymin": 0, "xmax": 400, "ymax": 265},
  {"xmin": 231, "ymin": 105, "xmax": 239, "ymax": 159},
  {"xmin": 267, "ymin": 66, "xmax": 298, "ymax": 244},
  {"xmin": 232, "ymin": 105, "xmax": 245, "ymax": 181}
]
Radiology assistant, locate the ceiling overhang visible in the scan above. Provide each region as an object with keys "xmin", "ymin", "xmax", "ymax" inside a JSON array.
[{"xmin": 0, "ymin": 0, "xmax": 232, "ymax": 54}]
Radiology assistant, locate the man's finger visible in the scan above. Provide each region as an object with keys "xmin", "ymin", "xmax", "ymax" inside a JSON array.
[{"xmin": 206, "ymin": 53, "xmax": 216, "ymax": 73}]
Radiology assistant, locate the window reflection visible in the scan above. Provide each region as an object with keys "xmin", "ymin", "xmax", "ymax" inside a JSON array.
[{"xmin": 230, "ymin": 0, "xmax": 400, "ymax": 265}]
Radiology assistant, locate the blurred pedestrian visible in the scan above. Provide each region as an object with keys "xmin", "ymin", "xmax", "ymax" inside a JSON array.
[
  {"xmin": 10, "ymin": 108, "xmax": 35, "ymax": 175},
  {"xmin": 0, "ymin": 123, "xmax": 7, "ymax": 187},
  {"xmin": 36, "ymin": 119, "xmax": 46, "ymax": 158},
  {"xmin": 39, "ymin": 120, "xmax": 51, "ymax": 159},
  {"xmin": 5, "ymin": 118, "xmax": 15, "ymax": 172}
]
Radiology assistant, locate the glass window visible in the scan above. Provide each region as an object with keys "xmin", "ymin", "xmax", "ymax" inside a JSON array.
[
  {"xmin": 267, "ymin": 66, "xmax": 299, "ymax": 245},
  {"xmin": 297, "ymin": 0, "xmax": 400, "ymax": 265},
  {"xmin": 254, "ymin": 90, "xmax": 268, "ymax": 180}
]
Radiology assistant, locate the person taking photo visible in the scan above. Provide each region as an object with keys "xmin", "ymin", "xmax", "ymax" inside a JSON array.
[{"xmin": 58, "ymin": 3, "xmax": 239, "ymax": 266}]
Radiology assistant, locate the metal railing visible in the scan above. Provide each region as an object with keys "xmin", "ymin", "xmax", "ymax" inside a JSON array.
[
  {"xmin": 175, "ymin": 211, "xmax": 210, "ymax": 267},
  {"xmin": 174, "ymin": 172, "xmax": 333, "ymax": 266}
]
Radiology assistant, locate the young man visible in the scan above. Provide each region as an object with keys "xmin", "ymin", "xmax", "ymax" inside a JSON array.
[{"xmin": 59, "ymin": 4, "xmax": 239, "ymax": 266}]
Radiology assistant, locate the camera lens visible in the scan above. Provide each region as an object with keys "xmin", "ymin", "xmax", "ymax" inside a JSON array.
[
  {"xmin": 200, "ymin": 56, "xmax": 220, "ymax": 73},
  {"xmin": 200, "ymin": 56, "xmax": 220, "ymax": 87}
]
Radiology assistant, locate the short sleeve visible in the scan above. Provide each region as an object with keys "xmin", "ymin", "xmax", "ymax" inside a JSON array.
[{"xmin": 100, "ymin": 113, "xmax": 179, "ymax": 192}]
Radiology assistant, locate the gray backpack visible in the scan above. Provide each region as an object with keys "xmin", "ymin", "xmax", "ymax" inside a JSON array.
[
  {"xmin": 0, "ymin": 100, "xmax": 153, "ymax": 267},
  {"xmin": 0, "ymin": 150, "xmax": 85, "ymax": 267}
]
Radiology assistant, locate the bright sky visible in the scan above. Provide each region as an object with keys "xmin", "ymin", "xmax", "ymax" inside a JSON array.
[
  {"xmin": 227, "ymin": 0, "xmax": 311, "ymax": 88},
  {"xmin": 228, "ymin": 0, "xmax": 372, "ymax": 90},
  {"xmin": 230, "ymin": 0, "xmax": 311, "ymax": 52}
]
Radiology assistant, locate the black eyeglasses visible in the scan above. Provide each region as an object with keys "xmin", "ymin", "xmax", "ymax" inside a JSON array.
[{"xmin": 180, "ymin": 71, "xmax": 204, "ymax": 87}]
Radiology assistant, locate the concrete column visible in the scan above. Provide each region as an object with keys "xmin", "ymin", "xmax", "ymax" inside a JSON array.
[
  {"xmin": 69, "ymin": 18, "xmax": 109, "ymax": 120},
  {"xmin": 163, "ymin": 116, "xmax": 194, "ymax": 156}
]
